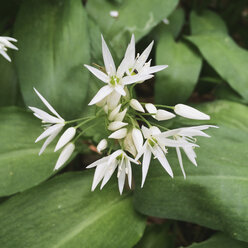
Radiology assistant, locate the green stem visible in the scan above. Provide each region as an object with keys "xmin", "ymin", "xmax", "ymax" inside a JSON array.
[
  {"xmin": 137, "ymin": 113, "xmax": 151, "ymax": 127},
  {"xmin": 65, "ymin": 116, "xmax": 93, "ymax": 124},
  {"xmin": 75, "ymin": 117, "xmax": 95, "ymax": 129}
]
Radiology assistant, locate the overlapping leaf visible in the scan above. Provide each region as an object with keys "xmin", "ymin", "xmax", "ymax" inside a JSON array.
[
  {"xmin": 0, "ymin": 171, "xmax": 146, "ymax": 248},
  {"xmin": 14, "ymin": 0, "xmax": 90, "ymax": 119},
  {"xmin": 187, "ymin": 10, "xmax": 248, "ymax": 101},
  {"xmin": 155, "ymin": 31, "xmax": 202, "ymax": 105}
]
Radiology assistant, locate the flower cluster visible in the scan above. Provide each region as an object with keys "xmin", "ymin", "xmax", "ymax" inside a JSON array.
[
  {"xmin": 30, "ymin": 34, "xmax": 217, "ymax": 194},
  {"xmin": 0, "ymin": 36, "xmax": 18, "ymax": 62}
]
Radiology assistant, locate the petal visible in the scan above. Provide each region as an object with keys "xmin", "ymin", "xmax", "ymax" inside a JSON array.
[
  {"xmin": 101, "ymin": 35, "xmax": 116, "ymax": 75},
  {"xmin": 141, "ymin": 146, "xmax": 151, "ymax": 187},
  {"xmin": 54, "ymin": 127, "xmax": 76, "ymax": 152},
  {"xmin": 0, "ymin": 49, "xmax": 11, "ymax": 62},
  {"xmin": 147, "ymin": 65, "xmax": 168, "ymax": 74},
  {"xmin": 115, "ymin": 85, "xmax": 126, "ymax": 96},
  {"xmin": 35, "ymin": 123, "xmax": 64, "ymax": 143},
  {"xmin": 100, "ymin": 161, "xmax": 117, "ymax": 189},
  {"xmin": 126, "ymin": 159, "xmax": 133, "ymax": 188},
  {"xmin": 33, "ymin": 88, "xmax": 63, "ymax": 120},
  {"xmin": 107, "ymin": 90, "xmax": 121, "ymax": 110},
  {"xmin": 39, "ymin": 128, "xmax": 61, "ymax": 155},
  {"xmin": 91, "ymin": 163, "xmax": 107, "ymax": 191},
  {"xmin": 86, "ymin": 156, "xmax": 109, "ymax": 168},
  {"xmin": 151, "ymin": 145, "xmax": 173, "ymax": 178},
  {"xmin": 134, "ymin": 41, "xmax": 154, "ymax": 71},
  {"xmin": 88, "ymin": 85, "xmax": 113, "ymax": 105},
  {"xmin": 54, "ymin": 143, "xmax": 75, "ymax": 170},
  {"xmin": 108, "ymin": 128, "xmax": 127, "ymax": 139},
  {"xmin": 183, "ymin": 146, "xmax": 197, "ymax": 166},
  {"xmin": 114, "ymin": 108, "xmax": 127, "ymax": 122},
  {"xmin": 84, "ymin": 64, "xmax": 109, "ymax": 83},
  {"xmin": 118, "ymin": 168, "xmax": 126, "ymax": 195},
  {"xmin": 176, "ymin": 147, "xmax": 186, "ymax": 179},
  {"xmin": 122, "ymin": 74, "xmax": 153, "ymax": 85},
  {"xmin": 29, "ymin": 107, "xmax": 62, "ymax": 123},
  {"xmin": 108, "ymin": 121, "xmax": 128, "ymax": 131},
  {"xmin": 141, "ymin": 125, "xmax": 152, "ymax": 139}
]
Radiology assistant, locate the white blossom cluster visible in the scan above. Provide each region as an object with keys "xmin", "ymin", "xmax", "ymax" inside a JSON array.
[{"xmin": 30, "ymin": 35, "xmax": 217, "ymax": 194}]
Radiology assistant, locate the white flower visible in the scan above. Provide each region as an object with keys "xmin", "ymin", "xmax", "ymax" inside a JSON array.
[
  {"xmin": 54, "ymin": 127, "xmax": 76, "ymax": 152},
  {"xmin": 0, "ymin": 36, "xmax": 18, "ymax": 62},
  {"xmin": 123, "ymin": 130, "xmax": 137, "ymax": 157},
  {"xmin": 136, "ymin": 126, "xmax": 174, "ymax": 187},
  {"xmin": 130, "ymin": 99, "xmax": 145, "ymax": 112},
  {"xmin": 54, "ymin": 143, "xmax": 75, "ymax": 170},
  {"xmin": 29, "ymin": 88, "xmax": 65, "ymax": 155},
  {"xmin": 97, "ymin": 139, "xmax": 108, "ymax": 153},
  {"xmin": 110, "ymin": 10, "xmax": 119, "ymax": 18},
  {"xmin": 84, "ymin": 35, "xmax": 153, "ymax": 106},
  {"xmin": 145, "ymin": 103, "xmax": 175, "ymax": 121},
  {"xmin": 160, "ymin": 125, "xmax": 217, "ymax": 178},
  {"xmin": 87, "ymin": 150, "xmax": 138, "ymax": 194},
  {"xmin": 124, "ymin": 35, "xmax": 168, "ymax": 77},
  {"xmin": 108, "ymin": 128, "xmax": 127, "ymax": 139},
  {"xmin": 174, "ymin": 104, "xmax": 210, "ymax": 120}
]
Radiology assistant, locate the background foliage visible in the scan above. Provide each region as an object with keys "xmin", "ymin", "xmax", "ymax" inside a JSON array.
[{"xmin": 1, "ymin": 0, "xmax": 248, "ymax": 247}]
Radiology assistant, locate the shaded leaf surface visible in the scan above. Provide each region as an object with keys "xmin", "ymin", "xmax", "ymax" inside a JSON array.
[
  {"xmin": 86, "ymin": 0, "xmax": 178, "ymax": 59},
  {"xmin": 0, "ymin": 171, "xmax": 146, "ymax": 248},
  {"xmin": 134, "ymin": 100, "xmax": 248, "ymax": 242},
  {"xmin": 14, "ymin": 0, "xmax": 90, "ymax": 119},
  {"xmin": 188, "ymin": 233, "xmax": 247, "ymax": 248},
  {"xmin": 187, "ymin": 10, "xmax": 248, "ymax": 101}
]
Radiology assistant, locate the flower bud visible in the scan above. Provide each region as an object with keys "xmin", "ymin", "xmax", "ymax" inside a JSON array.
[
  {"xmin": 174, "ymin": 104, "xmax": 210, "ymax": 120},
  {"xmin": 145, "ymin": 103, "xmax": 157, "ymax": 114},
  {"xmin": 155, "ymin": 109, "xmax": 175, "ymax": 121},
  {"xmin": 108, "ymin": 128, "xmax": 127, "ymax": 139},
  {"xmin": 115, "ymin": 108, "xmax": 127, "ymax": 122},
  {"xmin": 130, "ymin": 99, "xmax": 145, "ymax": 112},
  {"xmin": 108, "ymin": 104, "xmax": 121, "ymax": 121},
  {"xmin": 108, "ymin": 121, "xmax": 128, "ymax": 131},
  {"xmin": 54, "ymin": 127, "xmax": 76, "ymax": 152},
  {"xmin": 97, "ymin": 139, "xmax": 108, "ymax": 153},
  {"xmin": 54, "ymin": 143, "xmax": 75, "ymax": 170},
  {"xmin": 132, "ymin": 128, "xmax": 143, "ymax": 153}
]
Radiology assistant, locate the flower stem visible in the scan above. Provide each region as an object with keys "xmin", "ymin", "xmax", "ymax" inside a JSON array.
[{"xmin": 137, "ymin": 113, "xmax": 152, "ymax": 127}]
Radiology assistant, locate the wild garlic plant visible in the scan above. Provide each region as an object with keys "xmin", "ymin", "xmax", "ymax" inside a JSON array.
[{"xmin": 30, "ymin": 35, "xmax": 217, "ymax": 194}]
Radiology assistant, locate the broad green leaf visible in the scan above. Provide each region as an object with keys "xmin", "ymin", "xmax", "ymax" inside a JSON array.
[
  {"xmin": 187, "ymin": 10, "xmax": 248, "ymax": 101},
  {"xmin": 167, "ymin": 7, "xmax": 185, "ymax": 39},
  {"xmin": 134, "ymin": 100, "xmax": 248, "ymax": 242},
  {"xmin": 155, "ymin": 31, "xmax": 202, "ymax": 105},
  {"xmin": 14, "ymin": 0, "xmax": 90, "ymax": 119},
  {"xmin": 188, "ymin": 233, "xmax": 247, "ymax": 248},
  {"xmin": 0, "ymin": 171, "xmax": 146, "ymax": 248},
  {"xmin": 86, "ymin": 0, "xmax": 179, "ymax": 59},
  {"xmin": 0, "ymin": 52, "xmax": 19, "ymax": 106},
  {"xmin": 190, "ymin": 10, "xmax": 227, "ymax": 35},
  {"xmin": 0, "ymin": 107, "xmax": 59, "ymax": 196}
]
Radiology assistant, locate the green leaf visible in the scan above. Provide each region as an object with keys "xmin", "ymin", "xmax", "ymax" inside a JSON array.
[
  {"xmin": 0, "ymin": 171, "xmax": 146, "ymax": 248},
  {"xmin": 0, "ymin": 107, "xmax": 59, "ymax": 196},
  {"xmin": 135, "ymin": 223, "xmax": 174, "ymax": 248},
  {"xmin": 167, "ymin": 7, "xmax": 185, "ymax": 39},
  {"xmin": 155, "ymin": 31, "xmax": 202, "ymax": 105},
  {"xmin": 133, "ymin": 100, "xmax": 248, "ymax": 242},
  {"xmin": 0, "ymin": 53, "xmax": 19, "ymax": 106},
  {"xmin": 187, "ymin": 10, "xmax": 248, "ymax": 101},
  {"xmin": 14, "ymin": 0, "xmax": 90, "ymax": 119},
  {"xmin": 188, "ymin": 233, "xmax": 248, "ymax": 248},
  {"xmin": 86, "ymin": 0, "xmax": 179, "ymax": 59}
]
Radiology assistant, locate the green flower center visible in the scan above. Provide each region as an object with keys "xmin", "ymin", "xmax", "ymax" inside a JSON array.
[
  {"xmin": 110, "ymin": 76, "xmax": 120, "ymax": 86},
  {"xmin": 148, "ymin": 138, "xmax": 157, "ymax": 147}
]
